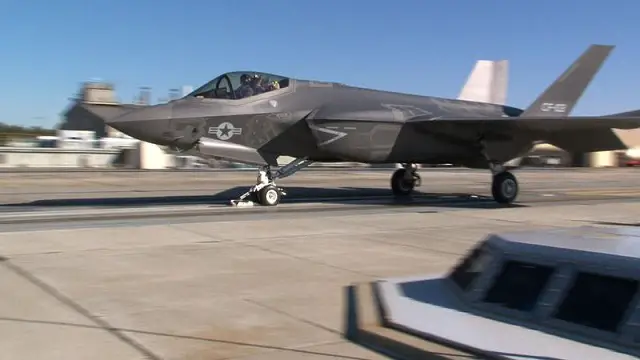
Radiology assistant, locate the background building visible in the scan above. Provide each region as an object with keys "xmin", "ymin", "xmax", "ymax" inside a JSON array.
[
  {"xmin": 58, "ymin": 81, "xmax": 145, "ymax": 138},
  {"xmin": 58, "ymin": 81, "xmax": 192, "ymax": 139}
]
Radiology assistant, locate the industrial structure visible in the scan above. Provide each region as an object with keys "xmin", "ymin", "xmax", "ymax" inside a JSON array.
[
  {"xmin": 51, "ymin": 82, "xmax": 191, "ymax": 169},
  {"xmin": 60, "ymin": 81, "xmax": 151, "ymax": 138}
]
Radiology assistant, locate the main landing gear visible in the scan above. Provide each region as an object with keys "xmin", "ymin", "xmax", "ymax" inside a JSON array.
[
  {"xmin": 231, "ymin": 157, "xmax": 518, "ymax": 206},
  {"xmin": 389, "ymin": 161, "xmax": 518, "ymax": 204},
  {"xmin": 231, "ymin": 158, "xmax": 313, "ymax": 207},
  {"xmin": 489, "ymin": 162, "xmax": 518, "ymax": 204},
  {"xmin": 391, "ymin": 163, "xmax": 422, "ymax": 196}
]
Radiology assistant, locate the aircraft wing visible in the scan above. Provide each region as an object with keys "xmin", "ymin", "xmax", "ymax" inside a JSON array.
[
  {"xmin": 407, "ymin": 115, "xmax": 640, "ymax": 152},
  {"xmin": 407, "ymin": 115, "xmax": 640, "ymax": 132}
]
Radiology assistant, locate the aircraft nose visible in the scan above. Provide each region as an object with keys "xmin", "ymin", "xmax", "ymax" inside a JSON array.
[{"xmin": 107, "ymin": 103, "xmax": 173, "ymax": 143}]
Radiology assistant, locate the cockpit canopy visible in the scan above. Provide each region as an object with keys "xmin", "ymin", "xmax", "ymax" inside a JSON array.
[{"xmin": 187, "ymin": 71, "xmax": 290, "ymax": 100}]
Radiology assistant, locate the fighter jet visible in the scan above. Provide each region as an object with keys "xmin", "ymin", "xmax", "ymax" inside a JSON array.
[{"xmin": 107, "ymin": 44, "xmax": 640, "ymax": 207}]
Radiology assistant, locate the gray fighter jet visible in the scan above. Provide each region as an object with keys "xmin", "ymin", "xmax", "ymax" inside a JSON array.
[{"xmin": 107, "ymin": 44, "xmax": 640, "ymax": 206}]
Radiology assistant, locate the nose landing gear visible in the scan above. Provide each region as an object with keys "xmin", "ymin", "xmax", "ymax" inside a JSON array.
[
  {"xmin": 231, "ymin": 158, "xmax": 313, "ymax": 207},
  {"xmin": 255, "ymin": 184, "xmax": 282, "ymax": 206}
]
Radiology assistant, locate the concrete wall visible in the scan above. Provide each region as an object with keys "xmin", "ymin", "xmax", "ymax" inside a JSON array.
[
  {"xmin": 119, "ymin": 142, "xmax": 176, "ymax": 169},
  {"xmin": 0, "ymin": 148, "xmax": 120, "ymax": 168}
]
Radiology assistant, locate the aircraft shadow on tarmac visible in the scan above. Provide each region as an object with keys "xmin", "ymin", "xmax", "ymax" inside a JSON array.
[
  {"xmin": 584, "ymin": 220, "xmax": 640, "ymax": 227},
  {"xmin": 5, "ymin": 186, "xmax": 527, "ymax": 210}
]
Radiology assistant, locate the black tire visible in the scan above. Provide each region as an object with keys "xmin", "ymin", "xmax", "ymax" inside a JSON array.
[
  {"xmin": 257, "ymin": 185, "xmax": 281, "ymax": 206},
  {"xmin": 391, "ymin": 168, "xmax": 416, "ymax": 195},
  {"xmin": 491, "ymin": 171, "xmax": 518, "ymax": 204}
]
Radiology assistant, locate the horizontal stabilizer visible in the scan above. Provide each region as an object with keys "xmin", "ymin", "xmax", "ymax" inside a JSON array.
[
  {"xmin": 521, "ymin": 44, "xmax": 614, "ymax": 117},
  {"xmin": 608, "ymin": 109, "xmax": 640, "ymax": 118},
  {"xmin": 544, "ymin": 129, "xmax": 626, "ymax": 152}
]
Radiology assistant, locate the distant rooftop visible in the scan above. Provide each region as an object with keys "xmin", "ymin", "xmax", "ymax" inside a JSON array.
[{"xmin": 77, "ymin": 81, "xmax": 119, "ymax": 105}]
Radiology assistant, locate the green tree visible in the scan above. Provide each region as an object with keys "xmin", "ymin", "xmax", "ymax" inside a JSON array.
[{"xmin": 0, "ymin": 122, "xmax": 56, "ymax": 145}]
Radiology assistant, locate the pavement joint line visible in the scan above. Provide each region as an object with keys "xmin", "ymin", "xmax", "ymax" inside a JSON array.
[
  {"xmin": 222, "ymin": 228, "xmax": 474, "ymax": 254},
  {"xmin": 242, "ymin": 297, "xmax": 342, "ymax": 337},
  {"xmin": 0, "ymin": 316, "xmax": 364, "ymax": 360},
  {"xmin": 166, "ymin": 224, "xmax": 228, "ymax": 243},
  {"xmin": 0, "ymin": 258, "xmax": 164, "ymax": 360},
  {"xmin": 213, "ymin": 340, "xmax": 368, "ymax": 360},
  {"xmin": 239, "ymin": 238, "xmax": 376, "ymax": 278},
  {"xmin": 167, "ymin": 224, "xmax": 394, "ymax": 352},
  {"xmin": 177, "ymin": 221, "xmax": 378, "ymax": 278}
]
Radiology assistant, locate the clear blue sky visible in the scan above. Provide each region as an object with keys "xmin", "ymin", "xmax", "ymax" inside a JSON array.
[{"xmin": 1, "ymin": 0, "xmax": 639, "ymax": 128}]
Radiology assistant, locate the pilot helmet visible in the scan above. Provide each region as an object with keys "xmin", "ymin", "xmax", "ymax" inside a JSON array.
[
  {"xmin": 249, "ymin": 74, "xmax": 261, "ymax": 83},
  {"xmin": 240, "ymin": 74, "xmax": 251, "ymax": 84}
]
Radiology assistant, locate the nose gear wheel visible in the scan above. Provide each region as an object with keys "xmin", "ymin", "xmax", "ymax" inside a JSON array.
[{"xmin": 230, "ymin": 158, "xmax": 313, "ymax": 206}]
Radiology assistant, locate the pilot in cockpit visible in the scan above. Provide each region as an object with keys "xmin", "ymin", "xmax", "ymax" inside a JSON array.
[
  {"xmin": 236, "ymin": 73, "xmax": 281, "ymax": 99},
  {"xmin": 236, "ymin": 74, "xmax": 254, "ymax": 99},
  {"xmin": 249, "ymin": 75, "xmax": 265, "ymax": 95}
]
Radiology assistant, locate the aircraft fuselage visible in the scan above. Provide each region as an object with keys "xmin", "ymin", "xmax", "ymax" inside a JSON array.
[{"xmin": 110, "ymin": 79, "xmax": 528, "ymax": 168}]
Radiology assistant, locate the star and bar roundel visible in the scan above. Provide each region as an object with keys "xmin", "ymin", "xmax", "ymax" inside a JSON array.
[{"xmin": 208, "ymin": 122, "xmax": 243, "ymax": 141}]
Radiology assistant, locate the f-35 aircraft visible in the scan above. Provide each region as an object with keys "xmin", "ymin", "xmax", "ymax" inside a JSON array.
[{"xmin": 107, "ymin": 44, "xmax": 640, "ymax": 206}]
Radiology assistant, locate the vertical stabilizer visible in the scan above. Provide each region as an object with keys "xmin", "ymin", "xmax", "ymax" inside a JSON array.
[
  {"xmin": 457, "ymin": 60, "xmax": 509, "ymax": 105},
  {"xmin": 521, "ymin": 44, "xmax": 614, "ymax": 117}
]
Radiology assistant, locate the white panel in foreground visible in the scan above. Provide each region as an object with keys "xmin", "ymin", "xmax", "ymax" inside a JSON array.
[{"xmin": 377, "ymin": 278, "xmax": 636, "ymax": 360}]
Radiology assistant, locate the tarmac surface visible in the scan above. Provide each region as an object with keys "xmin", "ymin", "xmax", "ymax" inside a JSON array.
[
  {"xmin": 1, "ymin": 167, "xmax": 640, "ymax": 205},
  {"xmin": 1, "ymin": 168, "xmax": 640, "ymax": 359}
]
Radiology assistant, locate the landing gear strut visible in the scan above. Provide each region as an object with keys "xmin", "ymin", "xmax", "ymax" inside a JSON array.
[
  {"xmin": 477, "ymin": 139, "xmax": 519, "ymax": 204},
  {"xmin": 231, "ymin": 158, "xmax": 313, "ymax": 206},
  {"xmin": 391, "ymin": 163, "xmax": 422, "ymax": 196}
]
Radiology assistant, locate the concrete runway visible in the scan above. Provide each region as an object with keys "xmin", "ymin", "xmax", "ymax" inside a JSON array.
[
  {"xmin": 1, "ymin": 168, "xmax": 640, "ymax": 359},
  {"xmin": 2, "ymin": 167, "xmax": 640, "ymax": 206},
  {"xmin": 1, "ymin": 168, "xmax": 640, "ymax": 229}
]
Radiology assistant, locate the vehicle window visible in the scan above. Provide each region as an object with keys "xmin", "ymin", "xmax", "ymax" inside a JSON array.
[
  {"xmin": 483, "ymin": 260, "xmax": 554, "ymax": 312},
  {"xmin": 553, "ymin": 272, "xmax": 639, "ymax": 332},
  {"xmin": 449, "ymin": 245, "xmax": 493, "ymax": 291}
]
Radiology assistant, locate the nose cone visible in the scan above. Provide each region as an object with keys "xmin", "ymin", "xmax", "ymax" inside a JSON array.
[{"xmin": 107, "ymin": 103, "xmax": 173, "ymax": 144}]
